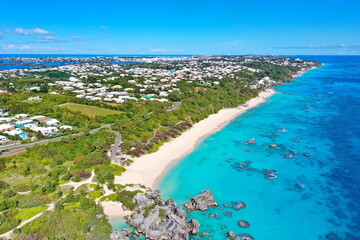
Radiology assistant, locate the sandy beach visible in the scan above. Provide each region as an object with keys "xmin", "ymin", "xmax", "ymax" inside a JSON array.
[
  {"xmin": 115, "ymin": 88, "xmax": 276, "ymax": 189},
  {"xmin": 101, "ymin": 201, "xmax": 132, "ymax": 217}
]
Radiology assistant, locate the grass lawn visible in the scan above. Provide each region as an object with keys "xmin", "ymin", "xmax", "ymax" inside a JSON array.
[
  {"xmin": 59, "ymin": 103, "xmax": 122, "ymax": 117},
  {"xmin": 15, "ymin": 206, "xmax": 48, "ymax": 221},
  {"xmin": 63, "ymin": 203, "xmax": 81, "ymax": 210},
  {"xmin": 88, "ymin": 190, "xmax": 103, "ymax": 199}
]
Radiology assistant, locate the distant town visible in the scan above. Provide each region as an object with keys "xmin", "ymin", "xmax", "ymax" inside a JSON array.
[{"xmin": 0, "ymin": 55, "xmax": 318, "ymax": 147}]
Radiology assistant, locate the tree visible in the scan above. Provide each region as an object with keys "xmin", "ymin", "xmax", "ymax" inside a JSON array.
[{"xmin": 55, "ymin": 201, "xmax": 64, "ymax": 211}]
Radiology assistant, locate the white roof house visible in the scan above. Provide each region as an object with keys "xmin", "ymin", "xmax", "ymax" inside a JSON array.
[
  {"xmin": 15, "ymin": 114, "xmax": 29, "ymax": 119},
  {"xmin": 44, "ymin": 119, "xmax": 59, "ymax": 126},
  {"xmin": 0, "ymin": 135, "xmax": 9, "ymax": 142},
  {"xmin": 60, "ymin": 125, "xmax": 73, "ymax": 131},
  {"xmin": 0, "ymin": 124, "xmax": 15, "ymax": 132}
]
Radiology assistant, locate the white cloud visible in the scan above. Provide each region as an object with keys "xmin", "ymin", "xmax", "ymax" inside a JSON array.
[
  {"xmin": 150, "ymin": 48, "xmax": 182, "ymax": 53},
  {"xmin": 14, "ymin": 28, "xmax": 54, "ymax": 35},
  {"xmin": 7, "ymin": 44, "xmax": 30, "ymax": 50},
  {"xmin": 70, "ymin": 35, "xmax": 89, "ymax": 41},
  {"xmin": 7, "ymin": 44, "xmax": 61, "ymax": 51},
  {"xmin": 39, "ymin": 36, "xmax": 57, "ymax": 40}
]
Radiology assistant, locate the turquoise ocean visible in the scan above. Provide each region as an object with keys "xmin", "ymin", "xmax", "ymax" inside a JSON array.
[
  {"xmin": 158, "ymin": 56, "xmax": 360, "ymax": 239},
  {"xmin": 111, "ymin": 56, "xmax": 360, "ymax": 239}
]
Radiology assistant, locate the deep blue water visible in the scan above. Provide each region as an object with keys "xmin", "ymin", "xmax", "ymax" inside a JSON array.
[{"xmin": 158, "ymin": 56, "xmax": 360, "ymax": 239}]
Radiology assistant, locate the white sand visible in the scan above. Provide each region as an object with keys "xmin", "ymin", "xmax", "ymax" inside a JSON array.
[
  {"xmin": 101, "ymin": 201, "xmax": 132, "ymax": 217},
  {"xmin": 115, "ymin": 88, "xmax": 276, "ymax": 189}
]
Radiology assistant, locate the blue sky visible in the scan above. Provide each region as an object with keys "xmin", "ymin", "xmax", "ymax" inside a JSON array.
[{"xmin": 0, "ymin": 0, "xmax": 359, "ymax": 55}]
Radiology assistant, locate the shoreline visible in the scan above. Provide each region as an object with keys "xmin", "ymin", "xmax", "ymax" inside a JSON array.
[{"xmin": 115, "ymin": 88, "xmax": 276, "ymax": 190}]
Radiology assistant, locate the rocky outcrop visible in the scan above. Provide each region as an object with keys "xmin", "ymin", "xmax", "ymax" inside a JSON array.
[
  {"xmin": 126, "ymin": 190, "xmax": 200, "ymax": 240},
  {"xmin": 184, "ymin": 190, "xmax": 217, "ymax": 211},
  {"xmin": 110, "ymin": 228, "xmax": 132, "ymax": 240}
]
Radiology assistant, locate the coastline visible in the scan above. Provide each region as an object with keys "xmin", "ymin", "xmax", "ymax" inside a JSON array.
[{"xmin": 115, "ymin": 88, "xmax": 276, "ymax": 190}]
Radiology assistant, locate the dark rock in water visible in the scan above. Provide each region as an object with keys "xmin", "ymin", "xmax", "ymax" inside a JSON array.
[
  {"xmin": 296, "ymin": 183, "xmax": 305, "ymax": 189},
  {"xmin": 303, "ymin": 152, "xmax": 312, "ymax": 157},
  {"xmin": 187, "ymin": 219, "xmax": 200, "ymax": 235},
  {"xmin": 325, "ymin": 232, "xmax": 342, "ymax": 240},
  {"xmin": 228, "ymin": 231, "xmax": 237, "ymax": 239},
  {"xmin": 263, "ymin": 169, "xmax": 278, "ymax": 179},
  {"xmin": 234, "ymin": 161, "xmax": 255, "ymax": 170},
  {"xmin": 238, "ymin": 220, "xmax": 250, "ymax": 228},
  {"xmin": 208, "ymin": 213, "xmax": 219, "ymax": 218},
  {"xmin": 126, "ymin": 189, "xmax": 201, "ymax": 240},
  {"xmin": 201, "ymin": 232, "xmax": 213, "ymax": 237},
  {"xmin": 233, "ymin": 201, "xmax": 246, "ymax": 210},
  {"xmin": 110, "ymin": 228, "xmax": 132, "ymax": 240},
  {"xmin": 223, "ymin": 211, "xmax": 232, "ymax": 216},
  {"xmin": 238, "ymin": 233, "xmax": 255, "ymax": 240},
  {"xmin": 247, "ymin": 138, "xmax": 256, "ymax": 144},
  {"xmin": 290, "ymin": 150, "xmax": 299, "ymax": 155},
  {"xmin": 184, "ymin": 190, "xmax": 217, "ymax": 212},
  {"xmin": 265, "ymin": 174, "xmax": 277, "ymax": 179},
  {"xmin": 285, "ymin": 154, "xmax": 294, "ymax": 159},
  {"xmin": 223, "ymin": 203, "xmax": 232, "ymax": 208}
]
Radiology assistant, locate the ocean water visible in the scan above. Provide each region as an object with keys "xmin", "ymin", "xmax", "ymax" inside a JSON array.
[{"xmin": 159, "ymin": 56, "xmax": 360, "ymax": 239}]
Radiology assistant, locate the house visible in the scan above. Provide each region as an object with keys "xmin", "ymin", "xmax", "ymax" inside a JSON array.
[
  {"xmin": 0, "ymin": 135, "xmax": 9, "ymax": 143},
  {"xmin": 30, "ymin": 115, "xmax": 48, "ymax": 121},
  {"xmin": 0, "ymin": 124, "xmax": 15, "ymax": 132},
  {"xmin": 44, "ymin": 119, "xmax": 59, "ymax": 126},
  {"xmin": 60, "ymin": 125, "xmax": 73, "ymax": 131},
  {"xmin": 28, "ymin": 96, "xmax": 42, "ymax": 101},
  {"xmin": 37, "ymin": 127, "xmax": 59, "ymax": 137},
  {"xmin": 0, "ymin": 109, "xmax": 9, "ymax": 117},
  {"xmin": 4, "ymin": 128, "xmax": 24, "ymax": 136},
  {"xmin": 15, "ymin": 120, "xmax": 33, "ymax": 127},
  {"xmin": 0, "ymin": 117, "xmax": 14, "ymax": 123},
  {"xmin": 15, "ymin": 114, "xmax": 28, "ymax": 119}
]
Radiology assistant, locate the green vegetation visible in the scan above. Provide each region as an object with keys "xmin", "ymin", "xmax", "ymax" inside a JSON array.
[
  {"xmin": 88, "ymin": 190, "xmax": 103, "ymax": 199},
  {"xmin": 110, "ymin": 163, "xmax": 126, "ymax": 176},
  {"xmin": 59, "ymin": 102, "xmax": 123, "ymax": 117},
  {"xmin": 17, "ymin": 194, "xmax": 111, "ymax": 240},
  {"xmin": 118, "ymin": 190, "xmax": 144, "ymax": 210},
  {"xmin": 0, "ymin": 130, "xmax": 116, "ymax": 236},
  {"xmin": 14, "ymin": 206, "xmax": 48, "ymax": 221}
]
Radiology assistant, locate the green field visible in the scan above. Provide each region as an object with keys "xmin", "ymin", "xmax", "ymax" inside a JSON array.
[{"xmin": 59, "ymin": 103, "xmax": 122, "ymax": 117}]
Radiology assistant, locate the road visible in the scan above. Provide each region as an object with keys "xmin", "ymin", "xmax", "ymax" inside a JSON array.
[
  {"xmin": 110, "ymin": 131, "xmax": 122, "ymax": 163},
  {"xmin": 0, "ymin": 124, "xmax": 112, "ymax": 157}
]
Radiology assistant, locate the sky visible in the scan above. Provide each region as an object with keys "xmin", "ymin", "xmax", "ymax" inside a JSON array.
[{"xmin": 0, "ymin": 0, "xmax": 359, "ymax": 55}]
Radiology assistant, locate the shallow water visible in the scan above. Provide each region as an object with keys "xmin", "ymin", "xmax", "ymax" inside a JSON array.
[{"xmin": 159, "ymin": 56, "xmax": 360, "ymax": 239}]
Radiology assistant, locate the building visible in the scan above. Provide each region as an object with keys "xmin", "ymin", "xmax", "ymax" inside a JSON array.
[
  {"xmin": 0, "ymin": 124, "xmax": 15, "ymax": 132},
  {"xmin": 0, "ymin": 109, "xmax": 9, "ymax": 117},
  {"xmin": 44, "ymin": 119, "xmax": 59, "ymax": 126},
  {"xmin": 0, "ymin": 135, "xmax": 9, "ymax": 143},
  {"xmin": 15, "ymin": 120, "xmax": 33, "ymax": 127}
]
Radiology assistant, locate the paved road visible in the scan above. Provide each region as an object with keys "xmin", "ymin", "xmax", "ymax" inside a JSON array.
[
  {"xmin": 0, "ymin": 124, "xmax": 112, "ymax": 157},
  {"xmin": 110, "ymin": 131, "xmax": 122, "ymax": 163}
]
